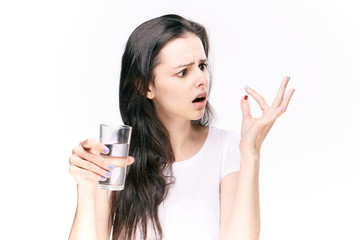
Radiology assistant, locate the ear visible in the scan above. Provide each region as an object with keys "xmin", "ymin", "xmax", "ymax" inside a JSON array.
[
  {"xmin": 135, "ymin": 78, "xmax": 155, "ymax": 99},
  {"xmin": 146, "ymin": 83, "xmax": 155, "ymax": 99}
]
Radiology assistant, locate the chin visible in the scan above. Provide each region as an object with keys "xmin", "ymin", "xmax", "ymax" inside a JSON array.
[{"xmin": 190, "ymin": 112, "xmax": 205, "ymax": 121}]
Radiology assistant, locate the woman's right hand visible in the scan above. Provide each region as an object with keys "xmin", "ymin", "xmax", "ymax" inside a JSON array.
[{"xmin": 69, "ymin": 138, "xmax": 135, "ymax": 187}]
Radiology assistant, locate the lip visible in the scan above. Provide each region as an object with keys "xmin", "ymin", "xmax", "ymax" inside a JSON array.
[
  {"xmin": 192, "ymin": 91, "xmax": 208, "ymax": 109},
  {"xmin": 192, "ymin": 91, "xmax": 208, "ymax": 102}
]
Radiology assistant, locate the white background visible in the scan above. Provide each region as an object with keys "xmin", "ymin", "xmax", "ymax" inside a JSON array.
[{"xmin": 1, "ymin": 0, "xmax": 359, "ymax": 239}]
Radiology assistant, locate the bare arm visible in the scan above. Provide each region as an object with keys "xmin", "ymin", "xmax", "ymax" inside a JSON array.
[
  {"xmin": 220, "ymin": 172, "xmax": 239, "ymax": 237},
  {"xmin": 223, "ymin": 154, "xmax": 260, "ymax": 240},
  {"xmin": 223, "ymin": 76, "xmax": 295, "ymax": 239},
  {"xmin": 220, "ymin": 158, "xmax": 260, "ymax": 240},
  {"xmin": 68, "ymin": 138, "xmax": 134, "ymax": 240},
  {"xmin": 69, "ymin": 185, "xmax": 112, "ymax": 240}
]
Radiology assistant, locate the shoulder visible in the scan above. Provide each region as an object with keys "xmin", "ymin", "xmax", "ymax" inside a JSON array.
[
  {"xmin": 208, "ymin": 126, "xmax": 240, "ymax": 143},
  {"xmin": 202, "ymin": 126, "xmax": 241, "ymax": 154},
  {"xmin": 204, "ymin": 126, "xmax": 241, "ymax": 179}
]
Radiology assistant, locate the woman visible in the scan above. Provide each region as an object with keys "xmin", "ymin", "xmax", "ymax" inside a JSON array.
[{"xmin": 68, "ymin": 14, "xmax": 295, "ymax": 240}]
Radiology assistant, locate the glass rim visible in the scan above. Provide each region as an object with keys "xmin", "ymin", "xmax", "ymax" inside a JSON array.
[{"xmin": 100, "ymin": 123, "xmax": 132, "ymax": 129}]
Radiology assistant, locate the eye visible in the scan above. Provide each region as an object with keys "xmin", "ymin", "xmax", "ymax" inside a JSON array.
[
  {"xmin": 199, "ymin": 63, "xmax": 208, "ymax": 71},
  {"xmin": 177, "ymin": 69, "xmax": 187, "ymax": 77}
]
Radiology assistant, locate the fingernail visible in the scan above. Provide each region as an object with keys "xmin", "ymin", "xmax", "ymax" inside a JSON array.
[
  {"xmin": 109, "ymin": 164, "xmax": 115, "ymax": 170},
  {"xmin": 287, "ymin": 76, "xmax": 291, "ymax": 81},
  {"xmin": 106, "ymin": 171, "xmax": 111, "ymax": 176},
  {"xmin": 282, "ymin": 107, "xmax": 286, "ymax": 112},
  {"xmin": 292, "ymin": 89, "xmax": 296, "ymax": 94},
  {"xmin": 103, "ymin": 147, "xmax": 109, "ymax": 154},
  {"xmin": 101, "ymin": 176, "xmax": 106, "ymax": 180},
  {"xmin": 244, "ymin": 94, "xmax": 248, "ymax": 100},
  {"xmin": 245, "ymin": 85, "xmax": 250, "ymax": 89}
]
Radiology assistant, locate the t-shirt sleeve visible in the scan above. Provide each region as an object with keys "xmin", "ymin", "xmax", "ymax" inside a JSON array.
[{"xmin": 220, "ymin": 131, "xmax": 241, "ymax": 179}]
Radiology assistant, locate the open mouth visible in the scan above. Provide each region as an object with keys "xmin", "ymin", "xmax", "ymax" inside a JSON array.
[{"xmin": 192, "ymin": 96, "xmax": 206, "ymax": 103}]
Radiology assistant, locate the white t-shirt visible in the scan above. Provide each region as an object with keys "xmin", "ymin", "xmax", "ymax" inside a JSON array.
[{"xmin": 150, "ymin": 126, "xmax": 241, "ymax": 240}]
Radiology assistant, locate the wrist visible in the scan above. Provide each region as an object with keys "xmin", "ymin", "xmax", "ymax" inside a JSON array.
[
  {"xmin": 77, "ymin": 183, "xmax": 97, "ymax": 196},
  {"xmin": 240, "ymin": 153, "xmax": 260, "ymax": 166},
  {"xmin": 239, "ymin": 146, "xmax": 260, "ymax": 159}
]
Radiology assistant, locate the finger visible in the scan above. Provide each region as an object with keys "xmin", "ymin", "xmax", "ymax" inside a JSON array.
[
  {"xmin": 127, "ymin": 156, "xmax": 135, "ymax": 166},
  {"xmin": 245, "ymin": 86, "xmax": 270, "ymax": 111},
  {"xmin": 69, "ymin": 154, "xmax": 112, "ymax": 179},
  {"xmin": 240, "ymin": 95, "xmax": 252, "ymax": 120},
  {"xmin": 101, "ymin": 156, "xmax": 135, "ymax": 168},
  {"xmin": 72, "ymin": 145, "xmax": 114, "ymax": 171},
  {"xmin": 271, "ymin": 76, "xmax": 290, "ymax": 108},
  {"xmin": 69, "ymin": 164, "xmax": 108, "ymax": 182},
  {"xmin": 282, "ymin": 88, "xmax": 296, "ymax": 109},
  {"xmin": 275, "ymin": 88, "xmax": 296, "ymax": 117},
  {"xmin": 80, "ymin": 138, "xmax": 109, "ymax": 155}
]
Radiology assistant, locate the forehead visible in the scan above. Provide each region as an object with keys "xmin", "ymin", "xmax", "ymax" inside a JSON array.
[{"xmin": 157, "ymin": 33, "xmax": 206, "ymax": 67}]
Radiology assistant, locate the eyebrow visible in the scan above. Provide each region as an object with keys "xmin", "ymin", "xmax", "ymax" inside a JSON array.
[{"xmin": 172, "ymin": 58, "xmax": 208, "ymax": 70}]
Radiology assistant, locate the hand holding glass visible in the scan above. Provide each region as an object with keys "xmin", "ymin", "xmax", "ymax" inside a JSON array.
[{"xmin": 98, "ymin": 124, "xmax": 132, "ymax": 191}]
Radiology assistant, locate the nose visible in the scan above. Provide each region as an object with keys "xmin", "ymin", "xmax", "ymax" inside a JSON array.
[{"xmin": 195, "ymin": 68, "xmax": 209, "ymax": 88}]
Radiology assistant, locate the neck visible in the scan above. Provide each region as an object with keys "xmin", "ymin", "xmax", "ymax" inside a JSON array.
[
  {"xmin": 161, "ymin": 118, "xmax": 209, "ymax": 162},
  {"xmin": 155, "ymin": 109, "xmax": 209, "ymax": 162},
  {"xmin": 163, "ymin": 119, "xmax": 194, "ymax": 150}
]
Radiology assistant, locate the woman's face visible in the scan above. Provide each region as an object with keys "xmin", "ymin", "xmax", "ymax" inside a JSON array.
[{"xmin": 148, "ymin": 33, "xmax": 209, "ymax": 123}]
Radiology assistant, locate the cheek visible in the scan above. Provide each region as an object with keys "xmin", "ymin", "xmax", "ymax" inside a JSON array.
[
  {"xmin": 154, "ymin": 85, "xmax": 188, "ymax": 111},
  {"xmin": 204, "ymin": 72, "xmax": 210, "ymax": 85},
  {"xmin": 160, "ymin": 88, "xmax": 185, "ymax": 105}
]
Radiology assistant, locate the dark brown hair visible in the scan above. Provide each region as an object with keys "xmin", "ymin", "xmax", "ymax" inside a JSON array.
[{"xmin": 112, "ymin": 14, "xmax": 214, "ymax": 239}]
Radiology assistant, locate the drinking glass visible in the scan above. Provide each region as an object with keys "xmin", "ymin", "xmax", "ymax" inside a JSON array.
[{"xmin": 98, "ymin": 124, "xmax": 132, "ymax": 191}]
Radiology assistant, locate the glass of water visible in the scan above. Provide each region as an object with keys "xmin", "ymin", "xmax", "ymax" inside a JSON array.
[{"xmin": 98, "ymin": 124, "xmax": 132, "ymax": 191}]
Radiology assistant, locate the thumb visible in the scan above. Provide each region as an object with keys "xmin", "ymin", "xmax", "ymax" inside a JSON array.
[
  {"xmin": 241, "ymin": 94, "xmax": 252, "ymax": 120},
  {"xmin": 127, "ymin": 156, "xmax": 135, "ymax": 166}
]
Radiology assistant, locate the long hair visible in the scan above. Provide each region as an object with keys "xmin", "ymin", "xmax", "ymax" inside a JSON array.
[{"xmin": 111, "ymin": 14, "xmax": 215, "ymax": 240}]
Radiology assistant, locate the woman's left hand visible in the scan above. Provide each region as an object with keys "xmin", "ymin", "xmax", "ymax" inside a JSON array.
[{"xmin": 239, "ymin": 76, "xmax": 295, "ymax": 157}]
